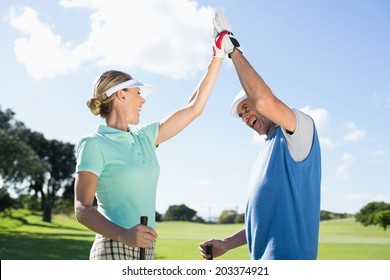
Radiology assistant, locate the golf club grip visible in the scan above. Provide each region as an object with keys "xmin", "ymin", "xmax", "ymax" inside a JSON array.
[
  {"xmin": 206, "ymin": 244, "xmax": 213, "ymax": 260},
  {"xmin": 140, "ymin": 216, "xmax": 148, "ymax": 260}
]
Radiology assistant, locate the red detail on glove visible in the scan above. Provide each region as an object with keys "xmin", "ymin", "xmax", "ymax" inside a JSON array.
[{"xmin": 215, "ymin": 30, "xmax": 229, "ymax": 49}]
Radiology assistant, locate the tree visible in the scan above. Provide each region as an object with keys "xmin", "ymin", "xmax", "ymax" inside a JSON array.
[
  {"xmin": 0, "ymin": 187, "xmax": 15, "ymax": 212},
  {"xmin": 355, "ymin": 201, "xmax": 390, "ymax": 228},
  {"xmin": 374, "ymin": 210, "xmax": 390, "ymax": 231},
  {"xmin": 193, "ymin": 215, "xmax": 206, "ymax": 223},
  {"xmin": 218, "ymin": 210, "xmax": 238, "ymax": 224},
  {"xmin": 320, "ymin": 211, "xmax": 331, "ymax": 221},
  {"xmin": 234, "ymin": 213, "xmax": 245, "ymax": 223},
  {"xmin": 19, "ymin": 132, "xmax": 76, "ymax": 222},
  {"xmin": 164, "ymin": 204, "xmax": 197, "ymax": 221},
  {"xmin": 0, "ymin": 119, "xmax": 46, "ymax": 186},
  {"xmin": 0, "ymin": 107, "xmax": 76, "ymax": 222},
  {"xmin": 156, "ymin": 211, "xmax": 162, "ymax": 222}
]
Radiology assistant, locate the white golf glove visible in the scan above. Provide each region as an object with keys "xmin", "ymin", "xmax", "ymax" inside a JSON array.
[
  {"xmin": 212, "ymin": 30, "xmax": 229, "ymax": 58},
  {"xmin": 213, "ymin": 11, "xmax": 241, "ymax": 57}
]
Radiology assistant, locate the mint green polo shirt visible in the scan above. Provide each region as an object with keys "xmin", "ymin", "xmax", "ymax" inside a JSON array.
[{"xmin": 76, "ymin": 122, "xmax": 160, "ymax": 228}]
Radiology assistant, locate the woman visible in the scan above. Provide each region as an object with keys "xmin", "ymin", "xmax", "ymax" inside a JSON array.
[{"xmin": 74, "ymin": 32, "xmax": 225, "ymax": 259}]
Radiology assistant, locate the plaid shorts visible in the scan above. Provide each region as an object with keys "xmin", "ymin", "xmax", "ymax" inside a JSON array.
[{"xmin": 89, "ymin": 234, "xmax": 156, "ymax": 260}]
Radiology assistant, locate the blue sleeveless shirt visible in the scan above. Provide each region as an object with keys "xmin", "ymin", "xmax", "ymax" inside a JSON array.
[{"xmin": 245, "ymin": 123, "xmax": 321, "ymax": 259}]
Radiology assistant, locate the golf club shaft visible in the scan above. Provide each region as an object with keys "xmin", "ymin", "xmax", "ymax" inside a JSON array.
[{"xmin": 140, "ymin": 216, "xmax": 148, "ymax": 260}]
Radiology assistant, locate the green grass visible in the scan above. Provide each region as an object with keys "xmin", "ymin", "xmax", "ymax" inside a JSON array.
[
  {"xmin": 318, "ymin": 218, "xmax": 390, "ymax": 259},
  {"xmin": 155, "ymin": 221, "xmax": 249, "ymax": 260},
  {"xmin": 0, "ymin": 213, "xmax": 389, "ymax": 260},
  {"xmin": 0, "ymin": 213, "xmax": 94, "ymax": 259}
]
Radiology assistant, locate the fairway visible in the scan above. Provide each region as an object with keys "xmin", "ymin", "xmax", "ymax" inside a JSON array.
[
  {"xmin": 154, "ymin": 221, "xmax": 249, "ymax": 260},
  {"xmin": 318, "ymin": 218, "xmax": 390, "ymax": 260},
  {"xmin": 1, "ymin": 213, "xmax": 389, "ymax": 260}
]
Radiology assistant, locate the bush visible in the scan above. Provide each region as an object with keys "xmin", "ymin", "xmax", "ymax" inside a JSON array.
[
  {"xmin": 0, "ymin": 208, "xmax": 31, "ymax": 218},
  {"xmin": 53, "ymin": 198, "xmax": 74, "ymax": 216},
  {"xmin": 164, "ymin": 204, "xmax": 197, "ymax": 221},
  {"xmin": 193, "ymin": 216, "xmax": 206, "ymax": 223},
  {"xmin": 218, "ymin": 210, "xmax": 238, "ymax": 224},
  {"xmin": 9, "ymin": 208, "xmax": 31, "ymax": 218},
  {"xmin": 234, "ymin": 213, "xmax": 245, "ymax": 223},
  {"xmin": 356, "ymin": 201, "xmax": 390, "ymax": 227},
  {"xmin": 0, "ymin": 187, "xmax": 14, "ymax": 211},
  {"xmin": 374, "ymin": 210, "xmax": 390, "ymax": 231},
  {"xmin": 156, "ymin": 211, "xmax": 162, "ymax": 222},
  {"xmin": 320, "ymin": 211, "xmax": 331, "ymax": 221},
  {"xmin": 20, "ymin": 195, "xmax": 41, "ymax": 211}
]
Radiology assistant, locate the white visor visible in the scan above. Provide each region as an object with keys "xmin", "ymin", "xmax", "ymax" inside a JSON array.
[
  {"xmin": 229, "ymin": 89, "xmax": 248, "ymax": 118},
  {"xmin": 106, "ymin": 79, "xmax": 155, "ymax": 97}
]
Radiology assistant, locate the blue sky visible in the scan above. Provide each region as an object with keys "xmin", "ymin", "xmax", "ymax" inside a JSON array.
[{"xmin": 0, "ymin": 0, "xmax": 389, "ymax": 220}]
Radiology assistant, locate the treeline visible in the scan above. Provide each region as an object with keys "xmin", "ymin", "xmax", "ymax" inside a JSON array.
[
  {"xmin": 320, "ymin": 210, "xmax": 350, "ymax": 220},
  {"xmin": 2, "ymin": 186, "xmax": 390, "ymax": 229},
  {"xmin": 320, "ymin": 202, "xmax": 390, "ymax": 231},
  {"xmin": 155, "ymin": 204, "xmax": 245, "ymax": 224},
  {"xmin": 155, "ymin": 203, "xmax": 390, "ymax": 230},
  {"xmin": 157, "ymin": 203, "xmax": 390, "ymax": 229}
]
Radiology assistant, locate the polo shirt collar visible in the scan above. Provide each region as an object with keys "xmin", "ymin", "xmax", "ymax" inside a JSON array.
[{"xmin": 96, "ymin": 124, "xmax": 135, "ymax": 143}]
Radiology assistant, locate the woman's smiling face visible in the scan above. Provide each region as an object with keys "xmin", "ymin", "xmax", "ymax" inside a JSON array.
[{"xmin": 124, "ymin": 87, "xmax": 145, "ymax": 125}]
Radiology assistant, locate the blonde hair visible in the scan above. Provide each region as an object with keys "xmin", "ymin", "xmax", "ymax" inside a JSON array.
[{"xmin": 87, "ymin": 70, "xmax": 132, "ymax": 118}]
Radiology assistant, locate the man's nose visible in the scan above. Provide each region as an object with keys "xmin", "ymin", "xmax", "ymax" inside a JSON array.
[{"xmin": 241, "ymin": 113, "xmax": 249, "ymax": 123}]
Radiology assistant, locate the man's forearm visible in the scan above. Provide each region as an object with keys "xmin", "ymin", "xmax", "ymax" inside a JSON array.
[{"xmin": 223, "ymin": 228, "xmax": 247, "ymax": 250}]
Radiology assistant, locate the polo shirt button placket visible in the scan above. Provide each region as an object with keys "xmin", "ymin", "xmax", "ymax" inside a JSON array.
[{"xmin": 136, "ymin": 150, "xmax": 146, "ymax": 165}]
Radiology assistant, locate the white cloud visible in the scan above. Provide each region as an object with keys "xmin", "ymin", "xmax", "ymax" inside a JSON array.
[
  {"xmin": 59, "ymin": 0, "xmax": 98, "ymax": 8},
  {"xmin": 373, "ymin": 92, "xmax": 390, "ymax": 109},
  {"xmin": 343, "ymin": 122, "xmax": 366, "ymax": 142},
  {"xmin": 336, "ymin": 152, "xmax": 355, "ymax": 180},
  {"xmin": 7, "ymin": 7, "xmax": 93, "ymax": 79},
  {"xmin": 345, "ymin": 193, "xmax": 390, "ymax": 203},
  {"xmin": 342, "ymin": 153, "xmax": 353, "ymax": 161},
  {"xmin": 191, "ymin": 178, "xmax": 211, "ymax": 188},
  {"xmin": 6, "ymin": 0, "xmax": 215, "ymax": 80},
  {"xmin": 300, "ymin": 106, "xmax": 328, "ymax": 129},
  {"xmin": 319, "ymin": 137, "xmax": 335, "ymax": 149},
  {"xmin": 370, "ymin": 150, "xmax": 387, "ymax": 164},
  {"xmin": 345, "ymin": 193, "xmax": 372, "ymax": 202},
  {"xmin": 250, "ymin": 106, "xmax": 335, "ymax": 148},
  {"xmin": 300, "ymin": 106, "xmax": 335, "ymax": 149}
]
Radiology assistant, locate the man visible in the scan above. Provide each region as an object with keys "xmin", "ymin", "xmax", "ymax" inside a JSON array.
[{"xmin": 199, "ymin": 12, "xmax": 321, "ymax": 260}]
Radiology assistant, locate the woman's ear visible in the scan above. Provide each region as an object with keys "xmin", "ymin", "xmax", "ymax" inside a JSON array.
[{"xmin": 116, "ymin": 90, "xmax": 126, "ymax": 101}]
